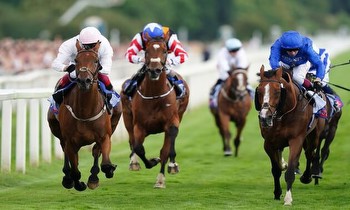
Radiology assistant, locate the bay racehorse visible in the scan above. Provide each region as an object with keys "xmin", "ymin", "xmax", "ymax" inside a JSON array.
[
  {"xmin": 210, "ymin": 67, "xmax": 251, "ymax": 156},
  {"xmin": 311, "ymin": 96, "xmax": 342, "ymax": 185},
  {"xmin": 255, "ymin": 66, "xmax": 325, "ymax": 205},
  {"xmin": 120, "ymin": 38, "xmax": 189, "ymax": 188},
  {"xmin": 47, "ymin": 40, "xmax": 122, "ymax": 191}
]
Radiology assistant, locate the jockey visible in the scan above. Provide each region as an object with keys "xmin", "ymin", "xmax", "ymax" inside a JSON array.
[
  {"xmin": 269, "ymin": 30, "xmax": 328, "ymax": 119},
  {"xmin": 308, "ymin": 48, "xmax": 343, "ymax": 112},
  {"xmin": 51, "ymin": 26, "xmax": 119, "ymax": 111},
  {"xmin": 124, "ymin": 22, "xmax": 188, "ymax": 98},
  {"xmin": 209, "ymin": 38, "xmax": 254, "ymax": 108}
]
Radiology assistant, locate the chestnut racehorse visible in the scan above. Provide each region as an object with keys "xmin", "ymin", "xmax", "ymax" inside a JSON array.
[
  {"xmin": 47, "ymin": 40, "xmax": 122, "ymax": 191},
  {"xmin": 255, "ymin": 66, "xmax": 325, "ymax": 205},
  {"xmin": 120, "ymin": 38, "xmax": 189, "ymax": 188},
  {"xmin": 210, "ymin": 67, "xmax": 251, "ymax": 157}
]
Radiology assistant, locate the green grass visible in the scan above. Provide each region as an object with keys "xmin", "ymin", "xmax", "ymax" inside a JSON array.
[{"xmin": 0, "ymin": 51, "xmax": 350, "ymax": 210}]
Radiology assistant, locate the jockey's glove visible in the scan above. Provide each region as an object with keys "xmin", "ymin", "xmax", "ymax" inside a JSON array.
[
  {"xmin": 313, "ymin": 78, "xmax": 322, "ymax": 92},
  {"xmin": 66, "ymin": 64, "xmax": 76, "ymax": 73}
]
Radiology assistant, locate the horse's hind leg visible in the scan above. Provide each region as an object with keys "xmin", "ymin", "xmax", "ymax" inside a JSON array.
[{"xmin": 88, "ymin": 144, "xmax": 101, "ymax": 190}]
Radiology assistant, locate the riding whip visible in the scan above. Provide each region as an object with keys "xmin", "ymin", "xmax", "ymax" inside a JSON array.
[
  {"xmin": 325, "ymin": 81, "xmax": 350, "ymax": 91},
  {"xmin": 330, "ymin": 60, "xmax": 350, "ymax": 69}
]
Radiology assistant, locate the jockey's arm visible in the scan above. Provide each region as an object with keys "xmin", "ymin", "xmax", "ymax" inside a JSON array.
[
  {"xmin": 51, "ymin": 38, "xmax": 76, "ymax": 72},
  {"xmin": 269, "ymin": 41, "xmax": 282, "ymax": 70},
  {"xmin": 98, "ymin": 37, "xmax": 114, "ymax": 75},
  {"xmin": 307, "ymin": 47, "xmax": 325, "ymax": 81},
  {"xmin": 167, "ymin": 34, "xmax": 188, "ymax": 66},
  {"xmin": 125, "ymin": 33, "xmax": 144, "ymax": 64}
]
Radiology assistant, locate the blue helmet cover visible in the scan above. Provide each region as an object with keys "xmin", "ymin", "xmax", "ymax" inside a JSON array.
[{"xmin": 280, "ymin": 31, "xmax": 303, "ymax": 49}]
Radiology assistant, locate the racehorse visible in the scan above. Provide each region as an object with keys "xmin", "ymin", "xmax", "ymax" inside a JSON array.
[
  {"xmin": 210, "ymin": 67, "xmax": 251, "ymax": 156},
  {"xmin": 311, "ymin": 96, "xmax": 342, "ymax": 185},
  {"xmin": 47, "ymin": 40, "xmax": 122, "ymax": 191},
  {"xmin": 255, "ymin": 65, "xmax": 325, "ymax": 205},
  {"xmin": 120, "ymin": 38, "xmax": 190, "ymax": 188}
]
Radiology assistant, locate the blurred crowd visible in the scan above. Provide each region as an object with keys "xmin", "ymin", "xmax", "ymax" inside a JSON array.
[{"xmin": 0, "ymin": 37, "xmax": 64, "ymax": 75}]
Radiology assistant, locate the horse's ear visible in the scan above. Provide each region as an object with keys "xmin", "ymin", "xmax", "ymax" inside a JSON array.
[
  {"xmin": 259, "ymin": 65, "xmax": 265, "ymax": 77},
  {"xmin": 93, "ymin": 41, "xmax": 101, "ymax": 52},
  {"xmin": 76, "ymin": 39, "xmax": 82, "ymax": 51}
]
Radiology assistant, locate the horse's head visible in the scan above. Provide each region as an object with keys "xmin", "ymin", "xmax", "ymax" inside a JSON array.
[
  {"xmin": 226, "ymin": 67, "xmax": 249, "ymax": 100},
  {"xmin": 255, "ymin": 65, "xmax": 286, "ymax": 127},
  {"xmin": 144, "ymin": 39, "xmax": 168, "ymax": 80},
  {"xmin": 75, "ymin": 39, "xmax": 101, "ymax": 90}
]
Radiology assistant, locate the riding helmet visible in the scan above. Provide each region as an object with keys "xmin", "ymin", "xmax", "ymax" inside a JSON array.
[
  {"xmin": 79, "ymin": 27, "xmax": 101, "ymax": 44},
  {"xmin": 225, "ymin": 38, "xmax": 242, "ymax": 52},
  {"xmin": 142, "ymin": 23, "xmax": 164, "ymax": 41},
  {"xmin": 280, "ymin": 31, "xmax": 303, "ymax": 50}
]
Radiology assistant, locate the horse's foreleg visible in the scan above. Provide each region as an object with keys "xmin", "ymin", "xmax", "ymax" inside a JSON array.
[
  {"xmin": 219, "ymin": 115, "xmax": 232, "ymax": 156},
  {"xmin": 133, "ymin": 128, "xmax": 160, "ymax": 169},
  {"xmin": 166, "ymin": 125, "xmax": 179, "ymax": 175},
  {"xmin": 284, "ymin": 141, "xmax": 303, "ymax": 205},
  {"xmin": 65, "ymin": 146, "xmax": 86, "ymax": 191},
  {"xmin": 233, "ymin": 120, "xmax": 246, "ymax": 157},
  {"xmin": 264, "ymin": 143, "xmax": 282, "ymax": 200},
  {"xmin": 88, "ymin": 144, "xmax": 101, "ymax": 190},
  {"xmin": 100, "ymin": 136, "xmax": 116, "ymax": 178},
  {"xmin": 61, "ymin": 153, "xmax": 73, "ymax": 189}
]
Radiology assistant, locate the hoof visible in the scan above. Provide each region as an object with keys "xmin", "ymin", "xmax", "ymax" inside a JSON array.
[
  {"xmin": 224, "ymin": 150, "xmax": 233, "ymax": 156},
  {"xmin": 87, "ymin": 175, "xmax": 99, "ymax": 190},
  {"xmin": 74, "ymin": 181, "xmax": 87, "ymax": 191},
  {"xmin": 101, "ymin": 164, "xmax": 117, "ymax": 178},
  {"xmin": 154, "ymin": 173, "xmax": 166, "ymax": 189},
  {"xmin": 87, "ymin": 181, "xmax": 99, "ymax": 190},
  {"xmin": 167, "ymin": 162, "xmax": 179, "ymax": 174},
  {"xmin": 129, "ymin": 162, "xmax": 141, "ymax": 171},
  {"xmin": 300, "ymin": 175, "xmax": 312, "ymax": 184},
  {"xmin": 62, "ymin": 176, "xmax": 74, "ymax": 189}
]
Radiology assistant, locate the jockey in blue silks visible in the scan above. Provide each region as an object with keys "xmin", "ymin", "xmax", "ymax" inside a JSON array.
[
  {"xmin": 269, "ymin": 30, "xmax": 328, "ymax": 118},
  {"xmin": 309, "ymin": 48, "xmax": 343, "ymax": 113}
]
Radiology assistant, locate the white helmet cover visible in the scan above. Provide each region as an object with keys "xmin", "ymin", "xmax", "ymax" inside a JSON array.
[{"xmin": 79, "ymin": 27, "xmax": 101, "ymax": 44}]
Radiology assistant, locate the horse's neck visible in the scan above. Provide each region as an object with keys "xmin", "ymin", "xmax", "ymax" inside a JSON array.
[
  {"xmin": 141, "ymin": 74, "xmax": 170, "ymax": 93},
  {"xmin": 71, "ymin": 84, "xmax": 103, "ymax": 109}
]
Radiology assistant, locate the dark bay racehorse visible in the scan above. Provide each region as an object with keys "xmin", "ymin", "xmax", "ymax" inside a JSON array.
[
  {"xmin": 120, "ymin": 38, "xmax": 189, "ymax": 188},
  {"xmin": 210, "ymin": 67, "xmax": 251, "ymax": 156},
  {"xmin": 255, "ymin": 66, "xmax": 325, "ymax": 205},
  {"xmin": 47, "ymin": 40, "xmax": 122, "ymax": 191},
  {"xmin": 311, "ymin": 96, "xmax": 342, "ymax": 185}
]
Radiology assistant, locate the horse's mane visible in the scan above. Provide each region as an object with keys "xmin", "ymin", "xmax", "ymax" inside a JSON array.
[{"xmin": 263, "ymin": 69, "xmax": 291, "ymax": 83}]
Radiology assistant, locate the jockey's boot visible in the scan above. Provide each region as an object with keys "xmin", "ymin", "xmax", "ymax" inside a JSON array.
[
  {"xmin": 322, "ymin": 85, "xmax": 343, "ymax": 112},
  {"xmin": 209, "ymin": 79, "xmax": 224, "ymax": 107},
  {"xmin": 168, "ymin": 75, "xmax": 185, "ymax": 99},
  {"xmin": 52, "ymin": 74, "xmax": 73, "ymax": 104},
  {"xmin": 124, "ymin": 67, "xmax": 146, "ymax": 97}
]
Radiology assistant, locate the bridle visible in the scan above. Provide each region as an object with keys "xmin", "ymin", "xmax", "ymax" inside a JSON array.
[{"xmin": 75, "ymin": 49, "xmax": 100, "ymax": 85}]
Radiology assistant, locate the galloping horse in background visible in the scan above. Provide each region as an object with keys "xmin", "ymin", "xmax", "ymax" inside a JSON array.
[
  {"xmin": 255, "ymin": 66, "xmax": 324, "ymax": 205},
  {"xmin": 120, "ymin": 38, "xmax": 190, "ymax": 188},
  {"xmin": 311, "ymin": 96, "xmax": 342, "ymax": 185},
  {"xmin": 47, "ymin": 40, "xmax": 122, "ymax": 191},
  {"xmin": 210, "ymin": 67, "xmax": 251, "ymax": 157}
]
